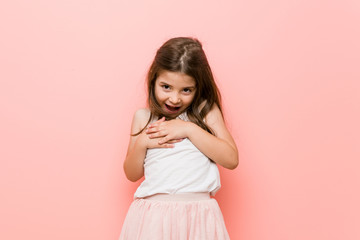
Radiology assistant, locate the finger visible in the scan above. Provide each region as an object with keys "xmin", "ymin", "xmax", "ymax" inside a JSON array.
[
  {"xmin": 167, "ymin": 138, "xmax": 184, "ymax": 143},
  {"xmin": 148, "ymin": 143, "xmax": 174, "ymax": 149},
  {"xmin": 146, "ymin": 124, "xmax": 165, "ymax": 134},
  {"xmin": 158, "ymin": 136, "xmax": 170, "ymax": 145},
  {"xmin": 146, "ymin": 126, "xmax": 158, "ymax": 134},
  {"xmin": 148, "ymin": 117, "xmax": 165, "ymax": 128},
  {"xmin": 148, "ymin": 131, "xmax": 167, "ymax": 139},
  {"xmin": 159, "ymin": 143, "xmax": 174, "ymax": 148}
]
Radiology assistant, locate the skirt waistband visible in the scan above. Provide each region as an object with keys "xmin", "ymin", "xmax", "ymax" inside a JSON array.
[{"xmin": 142, "ymin": 192, "xmax": 210, "ymax": 201}]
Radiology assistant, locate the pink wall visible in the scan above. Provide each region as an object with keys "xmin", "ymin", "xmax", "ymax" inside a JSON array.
[{"xmin": 1, "ymin": 0, "xmax": 359, "ymax": 239}]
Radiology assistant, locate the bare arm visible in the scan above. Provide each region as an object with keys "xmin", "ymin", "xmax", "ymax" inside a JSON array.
[
  {"xmin": 186, "ymin": 105, "xmax": 238, "ymax": 169},
  {"xmin": 123, "ymin": 109, "xmax": 148, "ymax": 182},
  {"xmin": 146, "ymin": 104, "xmax": 239, "ymax": 169}
]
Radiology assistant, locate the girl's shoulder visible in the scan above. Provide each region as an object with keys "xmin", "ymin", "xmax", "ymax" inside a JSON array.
[
  {"xmin": 131, "ymin": 108, "xmax": 152, "ymax": 133},
  {"xmin": 134, "ymin": 108, "xmax": 151, "ymax": 120},
  {"xmin": 204, "ymin": 103, "xmax": 223, "ymax": 124}
]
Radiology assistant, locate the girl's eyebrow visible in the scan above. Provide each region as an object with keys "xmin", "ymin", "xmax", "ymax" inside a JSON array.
[
  {"xmin": 159, "ymin": 81, "xmax": 171, "ymax": 85},
  {"xmin": 183, "ymin": 86, "xmax": 196, "ymax": 90}
]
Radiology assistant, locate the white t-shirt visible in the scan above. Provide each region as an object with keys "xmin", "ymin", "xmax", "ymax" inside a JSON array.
[{"xmin": 134, "ymin": 112, "xmax": 221, "ymax": 199}]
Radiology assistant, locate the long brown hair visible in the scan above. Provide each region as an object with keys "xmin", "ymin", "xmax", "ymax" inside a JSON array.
[{"xmin": 134, "ymin": 37, "xmax": 222, "ymax": 136}]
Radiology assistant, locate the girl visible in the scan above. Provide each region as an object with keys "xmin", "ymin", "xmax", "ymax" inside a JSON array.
[{"xmin": 119, "ymin": 37, "xmax": 238, "ymax": 240}]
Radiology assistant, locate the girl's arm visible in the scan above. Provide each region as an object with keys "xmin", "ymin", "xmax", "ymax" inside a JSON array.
[
  {"xmin": 123, "ymin": 109, "xmax": 180, "ymax": 182},
  {"xmin": 123, "ymin": 109, "xmax": 148, "ymax": 182},
  {"xmin": 189, "ymin": 104, "xmax": 238, "ymax": 169},
  {"xmin": 146, "ymin": 104, "xmax": 239, "ymax": 170}
]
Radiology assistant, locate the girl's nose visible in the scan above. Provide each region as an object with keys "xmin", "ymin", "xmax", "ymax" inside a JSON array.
[{"xmin": 169, "ymin": 95, "xmax": 180, "ymax": 104}]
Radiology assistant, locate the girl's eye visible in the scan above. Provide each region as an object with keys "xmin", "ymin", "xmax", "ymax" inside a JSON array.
[
  {"xmin": 162, "ymin": 85, "xmax": 170, "ymax": 90},
  {"xmin": 183, "ymin": 88, "xmax": 192, "ymax": 93}
]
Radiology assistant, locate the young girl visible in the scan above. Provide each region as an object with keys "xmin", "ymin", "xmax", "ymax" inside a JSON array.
[{"xmin": 119, "ymin": 37, "xmax": 238, "ymax": 240}]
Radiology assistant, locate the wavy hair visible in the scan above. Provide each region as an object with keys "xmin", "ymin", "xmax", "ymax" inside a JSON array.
[{"xmin": 134, "ymin": 37, "xmax": 222, "ymax": 136}]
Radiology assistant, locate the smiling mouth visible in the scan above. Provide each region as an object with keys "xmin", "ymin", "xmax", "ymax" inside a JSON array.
[{"xmin": 165, "ymin": 104, "xmax": 181, "ymax": 113}]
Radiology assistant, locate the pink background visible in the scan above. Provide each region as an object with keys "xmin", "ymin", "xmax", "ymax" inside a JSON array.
[{"xmin": 1, "ymin": 0, "xmax": 359, "ymax": 239}]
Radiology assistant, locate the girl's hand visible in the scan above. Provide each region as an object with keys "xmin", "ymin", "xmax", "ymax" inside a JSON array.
[
  {"xmin": 136, "ymin": 117, "xmax": 183, "ymax": 149},
  {"xmin": 141, "ymin": 132, "xmax": 183, "ymax": 149},
  {"xmin": 146, "ymin": 117, "xmax": 189, "ymax": 145}
]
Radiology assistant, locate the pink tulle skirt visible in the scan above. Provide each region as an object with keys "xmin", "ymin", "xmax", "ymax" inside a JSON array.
[{"xmin": 119, "ymin": 193, "xmax": 230, "ymax": 240}]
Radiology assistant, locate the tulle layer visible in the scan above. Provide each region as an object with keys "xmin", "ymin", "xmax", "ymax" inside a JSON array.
[{"xmin": 119, "ymin": 197, "xmax": 230, "ymax": 240}]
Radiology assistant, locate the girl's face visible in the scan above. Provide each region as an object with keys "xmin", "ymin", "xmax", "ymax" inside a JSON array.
[{"xmin": 154, "ymin": 70, "xmax": 196, "ymax": 118}]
